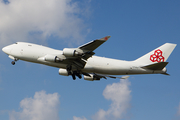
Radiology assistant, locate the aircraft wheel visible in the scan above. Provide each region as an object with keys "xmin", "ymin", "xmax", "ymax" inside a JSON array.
[
  {"xmin": 76, "ymin": 74, "xmax": 82, "ymax": 79},
  {"xmin": 73, "ymin": 71, "xmax": 82, "ymax": 79},
  {"xmin": 72, "ymin": 74, "xmax": 76, "ymax": 80},
  {"xmin": 11, "ymin": 61, "xmax": 15, "ymax": 65}
]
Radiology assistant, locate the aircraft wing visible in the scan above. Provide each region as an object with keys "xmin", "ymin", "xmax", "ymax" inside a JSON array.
[
  {"xmin": 79, "ymin": 36, "xmax": 111, "ymax": 51},
  {"xmin": 56, "ymin": 36, "xmax": 111, "ymax": 71},
  {"xmin": 78, "ymin": 36, "xmax": 111, "ymax": 60}
]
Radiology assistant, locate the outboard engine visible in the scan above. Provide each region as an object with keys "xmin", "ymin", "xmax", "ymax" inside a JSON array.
[
  {"xmin": 59, "ymin": 68, "xmax": 69, "ymax": 76},
  {"xmin": 63, "ymin": 48, "xmax": 83, "ymax": 57}
]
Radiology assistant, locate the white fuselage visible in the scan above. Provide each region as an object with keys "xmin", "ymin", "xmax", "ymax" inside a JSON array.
[{"xmin": 2, "ymin": 42, "xmax": 166, "ymax": 76}]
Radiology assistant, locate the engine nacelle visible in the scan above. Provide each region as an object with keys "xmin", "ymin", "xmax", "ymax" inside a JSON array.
[
  {"xmin": 44, "ymin": 54, "xmax": 63, "ymax": 62},
  {"xmin": 84, "ymin": 74, "xmax": 100, "ymax": 81},
  {"xmin": 63, "ymin": 48, "xmax": 82, "ymax": 57},
  {"xmin": 59, "ymin": 69, "xmax": 69, "ymax": 76}
]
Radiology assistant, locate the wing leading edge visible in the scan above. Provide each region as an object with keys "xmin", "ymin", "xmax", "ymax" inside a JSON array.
[{"xmin": 79, "ymin": 36, "xmax": 111, "ymax": 51}]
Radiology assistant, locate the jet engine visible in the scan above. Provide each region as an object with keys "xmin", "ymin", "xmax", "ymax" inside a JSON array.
[
  {"xmin": 63, "ymin": 48, "xmax": 83, "ymax": 57},
  {"xmin": 84, "ymin": 74, "xmax": 100, "ymax": 81},
  {"xmin": 44, "ymin": 54, "xmax": 63, "ymax": 62},
  {"xmin": 59, "ymin": 68, "xmax": 69, "ymax": 76}
]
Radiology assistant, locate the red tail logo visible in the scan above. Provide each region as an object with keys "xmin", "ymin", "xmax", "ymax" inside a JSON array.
[{"xmin": 150, "ymin": 49, "xmax": 164, "ymax": 62}]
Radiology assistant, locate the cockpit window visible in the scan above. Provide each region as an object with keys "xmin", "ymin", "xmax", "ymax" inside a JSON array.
[{"xmin": 15, "ymin": 42, "xmax": 18, "ymax": 44}]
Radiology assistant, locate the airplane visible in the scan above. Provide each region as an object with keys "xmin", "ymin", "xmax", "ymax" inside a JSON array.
[{"xmin": 2, "ymin": 36, "xmax": 177, "ymax": 81}]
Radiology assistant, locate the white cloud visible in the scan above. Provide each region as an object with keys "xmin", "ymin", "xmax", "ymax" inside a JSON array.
[
  {"xmin": 73, "ymin": 116, "xmax": 87, "ymax": 120},
  {"xmin": 74, "ymin": 79, "xmax": 131, "ymax": 120},
  {"xmin": 8, "ymin": 80, "xmax": 131, "ymax": 120},
  {"xmin": 0, "ymin": 0, "xmax": 90, "ymax": 46},
  {"xmin": 9, "ymin": 90, "xmax": 60, "ymax": 120},
  {"xmin": 92, "ymin": 79, "xmax": 131, "ymax": 120},
  {"xmin": 177, "ymin": 102, "xmax": 180, "ymax": 116}
]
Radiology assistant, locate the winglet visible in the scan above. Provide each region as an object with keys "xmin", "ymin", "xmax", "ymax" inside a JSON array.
[{"xmin": 99, "ymin": 36, "xmax": 111, "ymax": 41}]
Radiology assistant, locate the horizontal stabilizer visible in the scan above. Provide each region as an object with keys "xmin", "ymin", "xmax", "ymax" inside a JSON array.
[
  {"xmin": 161, "ymin": 72, "xmax": 170, "ymax": 75},
  {"xmin": 141, "ymin": 62, "xmax": 168, "ymax": 70}
]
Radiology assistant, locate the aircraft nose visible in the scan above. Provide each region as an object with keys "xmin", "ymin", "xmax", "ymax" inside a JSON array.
[{"xmin": 2, "ymin": 46, "xmax": 11, "ymax": 54}]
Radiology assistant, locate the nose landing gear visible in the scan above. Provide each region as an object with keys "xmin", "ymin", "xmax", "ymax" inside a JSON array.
[
  {"xmin": 11, "ymin": 61, "xmax": 15, "ymax": 65},
  {"xmin": 11, "ymin": 58, "xmax": 19, "ymax": 65}
]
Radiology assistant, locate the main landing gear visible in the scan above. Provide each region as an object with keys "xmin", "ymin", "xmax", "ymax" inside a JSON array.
[
  {"xmin": 66, "ymin": 65, "xmax": 82, "ymax": 80},
  {"xmin": 70, "ymin": 71, "xmax": 82, "ymax": 80},
  {"xmin": 72, "ymin": 71, "xmax": 82, "ymax": 80}
]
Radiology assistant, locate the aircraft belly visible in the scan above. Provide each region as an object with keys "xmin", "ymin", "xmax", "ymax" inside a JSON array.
[
  {"xmin": 20, "ymin": 57, "xmax": 67, "ymax": 68},
  {"xmin": 84, "ymin": 56, "xmax": 163, "ymax": 75}
]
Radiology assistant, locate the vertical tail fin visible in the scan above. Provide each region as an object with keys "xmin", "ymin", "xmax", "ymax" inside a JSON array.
[{"xmin": 135, "ymin": 43, "xmax": 177, "ymax": 65}]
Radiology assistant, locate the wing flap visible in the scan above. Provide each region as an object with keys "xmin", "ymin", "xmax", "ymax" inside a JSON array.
[{"xmin": 83, "ymin": 73, "xmax": 129, "ymax": 80}]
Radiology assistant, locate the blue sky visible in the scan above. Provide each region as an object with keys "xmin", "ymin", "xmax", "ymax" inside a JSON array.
[{"xmin": 0, "ymin": 0, "xmax": 180, "ymax": 120}]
